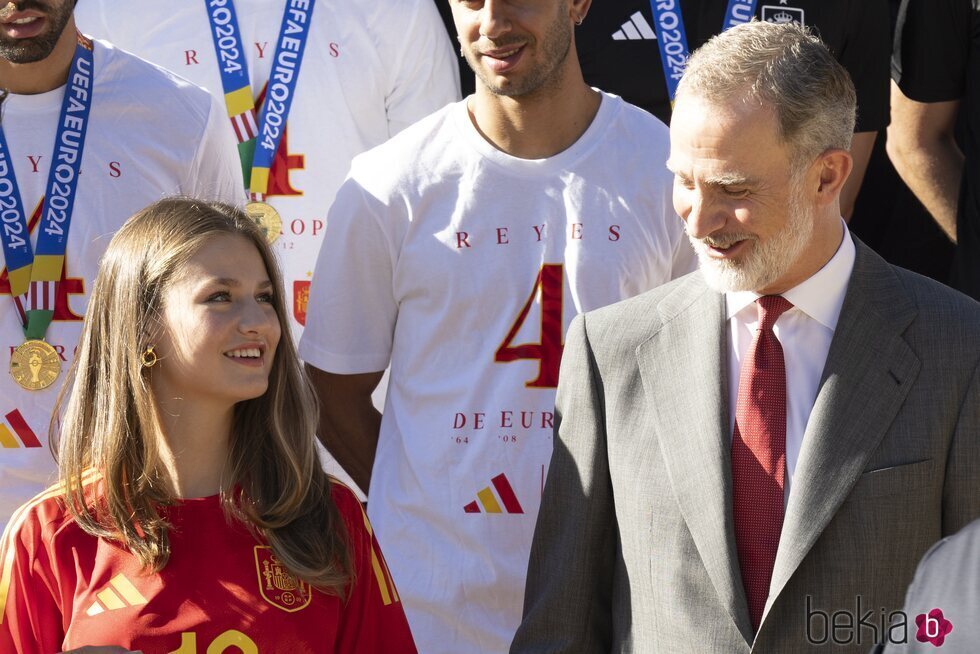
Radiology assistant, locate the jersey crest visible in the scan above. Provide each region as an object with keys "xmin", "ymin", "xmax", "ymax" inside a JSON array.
[
  {"xmin": 293, "ymin": 280, "xmax": 310, "ymax": 326},
  {"xmin": 254, "ymin": 546, "xmax": 311, "ymax": 613},
  {"xmin": 761, "ymin": 3, "xmax": 805, "ymax": 26}
]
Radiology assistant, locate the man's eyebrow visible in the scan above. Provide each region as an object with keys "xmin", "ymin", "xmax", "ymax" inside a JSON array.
[
  {"xmin": 665, "ymin": 163, "xmax": 756, "ymax": 187},
  {"xmin": 703, "ymin": 173, "xmax": 754, "ymax": 186}
]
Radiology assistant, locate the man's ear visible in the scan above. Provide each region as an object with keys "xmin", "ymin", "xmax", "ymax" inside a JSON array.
[
  {"xmin": 570, "ymin": 0, "xmax": 594, "ymax": 24},
  {"xmin": 812, "ymin": 148, "xmax": 853, "ymax": 208}
]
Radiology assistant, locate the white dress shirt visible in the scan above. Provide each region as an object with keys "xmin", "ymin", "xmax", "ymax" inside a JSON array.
[{"xmin": 726, "ymin": 222, "xmax": 856, "ymax": 501}]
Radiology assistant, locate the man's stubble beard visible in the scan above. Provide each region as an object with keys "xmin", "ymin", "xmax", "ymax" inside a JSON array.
[
  {"xmin": 691, "ymin": 172, "xmax": 816, "ymax": 294},
  {"xmin": 463, "ymin": 3, "xmax": 573, "ymax": 99},
  {"xmin": 0, "ymin": 1, "xmax": 74, "ymax": 65}
]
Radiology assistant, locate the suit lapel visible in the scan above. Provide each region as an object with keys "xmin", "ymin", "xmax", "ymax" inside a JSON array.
[
  {"xmin": 766, "ymin": 241, "xmax": 921, "ymax": 615},
  {"xmin": 637, "ymin": 275, "xmax": 755, "ymax": 645}
]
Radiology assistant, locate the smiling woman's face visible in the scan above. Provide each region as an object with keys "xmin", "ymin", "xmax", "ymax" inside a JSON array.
[{"xmin": 149, "ymin": 233, "xmax": 281, "ymax": 409}]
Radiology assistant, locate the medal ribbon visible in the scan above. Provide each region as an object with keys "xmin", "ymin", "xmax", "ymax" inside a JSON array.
[
  {"xmin": 0, "ymin": 33, "xmax": 95, "ymax": 340},
  {"xmin": 649, "ymin": 0, "xmax": 759, "ymax": 102},
  {"xmin": 204, "ymin": 0, "xmax": 316, "ymax": 200}
]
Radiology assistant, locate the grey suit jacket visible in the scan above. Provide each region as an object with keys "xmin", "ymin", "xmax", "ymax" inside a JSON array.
[{"xmin": 511, "ymin": 241, "xmax": 980, "ymax": 653}]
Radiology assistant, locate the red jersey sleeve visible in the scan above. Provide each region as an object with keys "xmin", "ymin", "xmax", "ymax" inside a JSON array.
[
  {"xmin": 0, "ymin": 493, "xmax": 68, "ymax": 654},
  {"xmin": 330, "ymin": 481, "xmax": 418, "ymax": 653}
]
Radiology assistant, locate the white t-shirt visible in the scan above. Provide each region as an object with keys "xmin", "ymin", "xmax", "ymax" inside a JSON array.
[
  {"xmin": 74, "ymin": 0, "xmax": 461, "ymax": 342},
  {"xmin": 298, "ymin": 93, "xmax": 697, "ymax": 654},
  {"xmin": 0, "ymin": 40, "xmax": 244, "ymax": 528}
]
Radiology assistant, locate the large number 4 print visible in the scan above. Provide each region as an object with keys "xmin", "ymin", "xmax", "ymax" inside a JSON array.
[{"xmin": 494, "ymin": 264, "xmax": 564, "ymax": 388}]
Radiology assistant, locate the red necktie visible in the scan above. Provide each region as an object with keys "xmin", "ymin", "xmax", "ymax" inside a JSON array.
[{"xmin": 732, "ymin": 295, "xmax": 793, "ymax": 631}]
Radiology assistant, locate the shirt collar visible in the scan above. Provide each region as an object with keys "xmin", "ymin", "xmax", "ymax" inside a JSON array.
[{"xmin": 725, "ymin": 220, "xmax": 856, "ymax": 330}]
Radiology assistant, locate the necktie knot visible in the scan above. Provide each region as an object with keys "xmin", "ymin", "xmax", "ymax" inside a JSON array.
[{"xmin": 757, "ymin": 295, "xmax": 793, "ymax": 332}]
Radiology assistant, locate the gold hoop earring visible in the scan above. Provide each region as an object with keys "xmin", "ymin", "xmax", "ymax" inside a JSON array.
[
  {"xmin": 141, "ymin": 345, "xmax": 158, "ymax": 368},
  {"xmin": 575, "ymin": 16, "xmax": 584, "ymax": 26}
]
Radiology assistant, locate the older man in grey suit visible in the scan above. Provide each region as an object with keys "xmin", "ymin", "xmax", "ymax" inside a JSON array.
[{"xmin": 511, "ymin": 21, "xmax": 980, "ymax": 654}]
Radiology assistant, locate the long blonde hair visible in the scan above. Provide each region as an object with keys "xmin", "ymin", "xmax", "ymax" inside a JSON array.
[{"xmin": 54, "ymin": 197, "xmax": 351, "ymax": 594}]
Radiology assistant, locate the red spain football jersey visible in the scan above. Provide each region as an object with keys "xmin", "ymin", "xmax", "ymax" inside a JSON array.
[{"xmin": 0, "ymin": 475, "xmax": 416, "ymax": 653}]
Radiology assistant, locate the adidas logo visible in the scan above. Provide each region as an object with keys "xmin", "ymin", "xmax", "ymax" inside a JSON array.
[
  {"xmin": 612, "ymin": 11, "xmax": 657, "ymax": 41},
  {"xmin": 464, "ymin": 473, "xmax": 524, "ymax": 514},
  {"xmin": 0, "ymin": 410, "xmax": 41, "ymax": 449},
  {"xmin": 85, "ymin": 574, "xmax": 148, "ymax": 616}
]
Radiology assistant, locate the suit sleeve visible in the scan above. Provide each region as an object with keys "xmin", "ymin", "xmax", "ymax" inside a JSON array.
[
  {"xmin": 942, "ymin": 359, "xmax": 980, "ymax": 536},
  {"xmin": 0, "ymin": 507, "xmax": 65, "ymax": 654},
  {"xmin": 332, "ymin": 483, "xmax": 417, "ymax": 653},
  {"xmin": 881, "ymin": 520, "xmax": 980, "ymax": 651},
  {"xmin": 510, "ymin": 313, "xmax": 615, "ymax": 653}
]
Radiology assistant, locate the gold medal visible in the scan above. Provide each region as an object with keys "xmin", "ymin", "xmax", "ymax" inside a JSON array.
[
  {"xmin": 246, "ymin": 201, "xmax": 283, "ymax": 244},
  {"xmin": 10, "ymin": 339, "xmax": 61, "ymax": 391}
]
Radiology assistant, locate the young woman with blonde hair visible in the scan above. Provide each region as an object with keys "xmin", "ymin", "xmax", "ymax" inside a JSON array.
[{"xmin": 0, "ymin": 198, "xmax": 416, "ymax": 653}]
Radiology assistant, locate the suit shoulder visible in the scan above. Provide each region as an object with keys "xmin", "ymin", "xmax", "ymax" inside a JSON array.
[
  {"xmin": 900, "ymin": 517, "xmax": 980, "ymax": 614},
  {"xmin": 892, "ymin": 265, "xmax": 980, "ymax": 347},
  {"xmin": 580, "ymin": 272, "xmax": 705, "ymax": 349},
  {"xmin": 919, "ymin": 517, "xmax": 980, "ymax": 568}
]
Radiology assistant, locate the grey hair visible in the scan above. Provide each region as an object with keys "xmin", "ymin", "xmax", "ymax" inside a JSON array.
[{"xmin": 676, "ymin": 20, "xmax": 857, "ymax": 166}]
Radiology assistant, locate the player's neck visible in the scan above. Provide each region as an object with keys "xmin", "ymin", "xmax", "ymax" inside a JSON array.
[
  {"xmin": 0, "ymin": 20, "xmax": 77, "ymax": 95},
  {"xmin": 153, "ymin": 399, "xmax": 233, "ymax": 499},
  {"xmin": 469, "ymin": 71, "xmax": 601, "ymax": 160}
]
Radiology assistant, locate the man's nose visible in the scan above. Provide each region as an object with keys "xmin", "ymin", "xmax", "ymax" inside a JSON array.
[
  {"xmin": 682, "ymin": 190, "xmax": 726, "ymax": 240},
  {"xmin": 479, "ymin": 0, "xmax": 512, "ymax": 40}
]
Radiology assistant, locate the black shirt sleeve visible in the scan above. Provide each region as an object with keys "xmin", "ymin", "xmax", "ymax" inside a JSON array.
[
  {"xmin": 893, "ymin": 0, "xmax": 971, "ymax": 102},
  {"xmin": 838, "ymin": 0, "xmax": 892, "ymax": 132}
]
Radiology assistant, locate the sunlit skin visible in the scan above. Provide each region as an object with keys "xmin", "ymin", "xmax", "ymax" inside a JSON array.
[
  {"xmin": 149, "ymin": 234, "xmax": 281, "ymax": 499},
  {"xmin": 453, "ymin": 0, "xmax": 573, "ymax": 99},
  {"xmin": 450, "ymin": 0, "xmax": 599, "ymax": 159},
  {"xmin": 0, "ymin": 0, "xmax": 77, "ymax": 93},
  {"xmin": 667, "ymin": 92, "xmax": 853, "ymax": 294}
]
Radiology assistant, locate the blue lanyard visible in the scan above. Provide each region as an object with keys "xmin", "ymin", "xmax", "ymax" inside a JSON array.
[
  {"xmin": 649, "ymin": 0, "xmax": 759, "ymax": 102},
  {"xmin": 204, "ymin": 0, "xmax": 316, "ymax": 196},
  {"xmin": 0, "ymin": 35, "xmax": 94, "ymax": 337},
  {"xmin": 204, "ymin": 0, "xmax": 252, "ymax": 102}
]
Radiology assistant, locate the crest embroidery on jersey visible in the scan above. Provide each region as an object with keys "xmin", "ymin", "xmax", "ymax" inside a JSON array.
[{"xmin": 254, "ymin": 546, "xmax": 312, "ymax": 612}]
